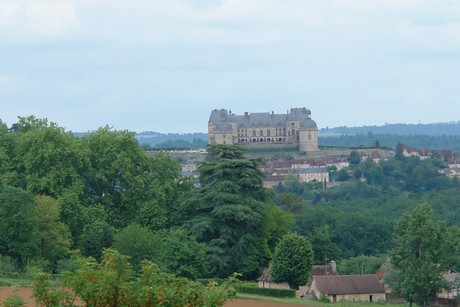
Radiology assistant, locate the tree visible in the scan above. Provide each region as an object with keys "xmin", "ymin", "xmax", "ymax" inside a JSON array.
[
  {"xmin": 310, "ymin": 225, "xmax": 341, "ymax": 264},
  {"xmin": 12, "ymin": 116, "xmax": 89, "ymax": 198},
  {"xmin": 82, "ymin": 126, "xmax": 150, "ymax": 228},
  {"xmin": 78, "ymin": 220, "xmax": 114, "ymax": 260},
  {"xmin": 348, "ymin": 150, "xmax": 361, "ymax": 167},
  {"xmin": 336, "ymin": 168, "xmax": 350, "ymax": 181},
  {"xmin": 112, "ymin": 224, "xmax": 160, "ymax": 271},
  {"xmin": 158, "ymin": 227, "xmax": 207, "ymax": 280},
  {"xmin": 185, "ymin": 145, "xmax": 269, "ymax": 278},
  {"xmin": 0, "ymin": 186, "xmax": 38, "ymax": 268},
  {"xmin": 338, "ymin": 255, "xmax": 385, "ymax": 275},
  {"xmin": 271, "ymin": 233, "xmax": 313, "ymax": 289},
  {"xmin": 390, "ymin": 203, "xmax": 448, "ymax": 307},
  {"xmin": 35, "ymin": 195, "xmax": 71, "ymax": 264}
]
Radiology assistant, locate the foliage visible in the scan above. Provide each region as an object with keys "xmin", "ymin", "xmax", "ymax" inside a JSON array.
[
  {"xmin": 32, "ymin": 249, "xmax": 237, "ymax": 307},
  {"xmin": 78, "ymin": 220, "xmax": 115, "ymax": 260},
  {"xmin": 112, "ymin": 224, "xmax": 160, "ymax": 271},
  {"xmin": 0, "ymin": 254, "xmax": 15, "ymax": 276},
  {"xmin": 2, "ymin": 294, "xmax": 26, "ymax": 307},
  {"xmin": 348, "ymin": 151, "xmax": 361, "ymax": 167},
  {"xmin": 185, "ymin": 145, "xmax": 270, "ymax": 278},
  {"xmin": 338, "ymin": 255, "xmax": 386, "ymax": 275},
  {"xmin": 32, "ymin": 272, "xmax": 76, "ymax": 306},
  {"xmin": 0, "ymin": 186, "xmax": 38, "ymax": 269},
  {"xmin": 294, "ymin": 207, "xmax": 393, "ymax": 258},
  {"xmin": 271, "ymin": 233, "xmax": 313, "ymax": 289},
  {"xmin": 310, "ymin": 225, "xmax": 341, "ymax": 264},
  {"xmin": 158, "ymin": 227, "xmax": 208, "ymax": 280},
  {"xmin": 235, "ymin": 285, "xmax": 296, "ymax": 298},
  {"xmin": 272, "ymin": 193, "xmax": 306, "ymax": 214},
  {"xmin": 390, "ymin": 203, "xmax": 448, "ymax": 307},
  {"xmin": 35, "ymin": 195, "xmax": 72, "ymax": 264},
  {"xmin": 319, "ymin": 132, "xmax": 460, "ymax": 152}
]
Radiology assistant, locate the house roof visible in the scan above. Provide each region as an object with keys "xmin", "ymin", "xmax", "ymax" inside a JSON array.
[{"xmin": 313, "ymin": 275, "xmax": 385, "ymax": 295}]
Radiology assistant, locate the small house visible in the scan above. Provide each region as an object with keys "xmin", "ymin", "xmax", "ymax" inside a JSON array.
[{"xmin": 308, "ymin": 274, "xmax": 386, "ymax": 302}]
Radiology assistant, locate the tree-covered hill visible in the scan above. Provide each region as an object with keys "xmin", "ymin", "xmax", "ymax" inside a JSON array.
[{"xmin": 320, "ymin": 121, "xmax": 460, "ymax": 136}]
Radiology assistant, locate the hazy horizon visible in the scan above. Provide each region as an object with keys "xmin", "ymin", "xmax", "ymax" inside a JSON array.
[{"xmin": 2, "ymin": 1, "xmax": 459, "ymax": 133}]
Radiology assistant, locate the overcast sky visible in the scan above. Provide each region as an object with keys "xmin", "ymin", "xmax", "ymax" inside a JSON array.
[{"xmin": 1, "ymin": 0, "xmax": 459, "ymax": 133}]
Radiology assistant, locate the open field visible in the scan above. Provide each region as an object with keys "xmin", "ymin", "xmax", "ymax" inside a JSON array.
[
  {"xmin": 1, "ymin": 286, "xmax": 406, "ymax": 307},
  {"xmin": 0, "ymin": 286, "xmax": 309, "ymax": 307}
]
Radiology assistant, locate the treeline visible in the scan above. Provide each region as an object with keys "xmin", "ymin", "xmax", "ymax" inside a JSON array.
[
  {"xmin": 273, "ymin": 151, "xmax": 460, "ymax": 271},
  {"xmin": 0, "ymin": 117, "xmax": 290, "ymax": 281},
  {"xmin": 1, "ymin": 115, "xmax": 460, "ymax": 284},
  {"xmin": 319, "ymin": 133, "xmax": 460, "ymax": 152},
  {"xmin": 320, "ymin": 122, "xmax": 460, "ymax": 136},
  {"xmin": 137, "ymin": 131, "xmax": 207, "ymax": 149}
]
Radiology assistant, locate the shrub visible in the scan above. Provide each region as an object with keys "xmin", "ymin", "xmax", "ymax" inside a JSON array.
[
  {"xmin": 235, "ymin": 285, "xmax": 296, "ymax": 298},
  {"xmin": 0, "ymin": 254, "xmax": 16, "ymax": 276},
  {"xmin": 32, "ymin": 249, "xmax": 237, "ymax": 307},
  {"xmin": 2, "ymin": 294, "xmax": 26, "ymax": 307}
]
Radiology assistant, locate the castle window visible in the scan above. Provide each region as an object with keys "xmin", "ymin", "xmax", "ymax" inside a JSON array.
[
  {"xmin": 267, "ymin": 130, "xmax": 270, "ymax": 136},
  {"xmin": 308, "ymin": 134, "xmax": 311, "ymax": 140},
  {"xmin": 291, "ymin": 122, "xmax": 295, "ymax": 127},
  {"xmin": 252, "ymin": 130, "xmax": 256, "ymax": 137},
  {"xmin": 260, "ymin": 130, "xmax": 263, "ymax": 136}
]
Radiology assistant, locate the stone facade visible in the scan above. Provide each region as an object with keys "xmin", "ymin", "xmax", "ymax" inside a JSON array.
[{"xmin": 208, "ymin": 107, "xmax": 318, "ymax": 152}]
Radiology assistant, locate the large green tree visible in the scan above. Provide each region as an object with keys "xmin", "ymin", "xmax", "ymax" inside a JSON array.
[
  {"xmin": 158, "ymin": 227, "xmax": 208, "ymax": 280},
  {"xmin": 35, "ymin": 195, "xmax": 71, "ymax": 264},
  {"xmin": 112, "ymin": 224, "xmax": 160, "ymax": 271},
  {"xmin": 11, "ymin": 116, "xmax": 89, "ymax": 198},
  {"xmin": 271, "ymin": 232, "xmax": 314, "ymax": 289},
  {"xmin": 82, "ymin": 126, "xmax": 149, "ymax": 228},
  {"xmin": 390, "ymin": 203, "xmax": 448, "ymax": 307},
  {"xmin": 185, "ymin": 145, "xmax": 269, "ymax": 278},
  {"xmin": 0, "ymin": 186, "xmax": 38, "ymax": 268}
]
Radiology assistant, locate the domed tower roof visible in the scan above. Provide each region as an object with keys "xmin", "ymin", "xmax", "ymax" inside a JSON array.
[{"xmin": 300, "ymin": 118, "xmax": 317, "ymax": 129}]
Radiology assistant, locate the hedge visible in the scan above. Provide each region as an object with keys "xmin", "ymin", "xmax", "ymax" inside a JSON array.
[{"xmin": 235, "ymin": 285, "xmax": 296, "ymax": 298}]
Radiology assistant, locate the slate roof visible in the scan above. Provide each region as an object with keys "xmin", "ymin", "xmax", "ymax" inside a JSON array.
[
  {"xmin": 313, "ymin": 275, "xmax": 385, "ymax": 295},
  {"xmin": 209, "ymin": 108, "xmax": 317, "ymax": 130}
]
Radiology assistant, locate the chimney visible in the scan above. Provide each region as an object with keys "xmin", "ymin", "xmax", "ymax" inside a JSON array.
[{"xmin": 330, "ymin": 260, "xmax": 337, "ymax": 274}]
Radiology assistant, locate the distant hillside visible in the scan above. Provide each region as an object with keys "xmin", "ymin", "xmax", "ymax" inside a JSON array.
[
  {"xmin": 136, "ymin": 132, "xmax": 207, "ymax": 149},
  {"xmin": 71, "ymin": 121, "xmax": 460, "ymax": 151},
  {"xmin": 320, "ymin": 122, "xmax": 460, "ymax": 136}
]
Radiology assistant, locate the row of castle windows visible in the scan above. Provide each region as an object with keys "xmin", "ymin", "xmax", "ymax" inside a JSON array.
[{"xmin": 238, "ymin": 129, "xmax": 297, "ymax": 137}]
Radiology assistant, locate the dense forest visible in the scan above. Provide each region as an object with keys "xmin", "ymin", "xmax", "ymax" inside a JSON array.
[{"xmin": 1, "ymin": 116, "xmax": 460, "ymax": 288}]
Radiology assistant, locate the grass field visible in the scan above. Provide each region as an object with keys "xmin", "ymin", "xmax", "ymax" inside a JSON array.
[{"xmin": 235, "ymin": 293, "xmax": 405, "ymax": 307}]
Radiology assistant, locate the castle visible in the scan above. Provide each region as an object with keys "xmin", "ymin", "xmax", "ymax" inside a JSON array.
[{"xmin": 208, "ymin": 107, "xmax": 318, "ymax": 152}]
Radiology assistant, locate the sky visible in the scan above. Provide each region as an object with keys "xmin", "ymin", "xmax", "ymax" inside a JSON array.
[{"xmin": 1, "ymin": 0, "xmax": 459, "ymax": 133}]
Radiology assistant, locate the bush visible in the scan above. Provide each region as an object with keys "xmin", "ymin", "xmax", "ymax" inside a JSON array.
[
  {"xmin": 33, "ymin": 249, "xmax": 237, "ymax": 307},
  {"xmin": 235, "ymin": 285, "xmax": 296, "ymax": 298},
  {"xmin": 0, "ymin": 254, "xmax": 16, "ymax": 276},
  {"xmin": 2, "ymin": 294, "xmax": 26, "ymax": 307}
]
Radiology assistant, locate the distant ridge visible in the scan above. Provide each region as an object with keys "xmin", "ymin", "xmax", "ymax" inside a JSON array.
[{"xmin": 320, "ymin": 122, "xmax": 460, "ymax": 136}]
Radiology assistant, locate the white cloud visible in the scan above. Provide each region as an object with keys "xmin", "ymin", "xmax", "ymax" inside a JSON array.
[{"xmin": 0, "ymin": 0, "xmax": 77, "ymax": 40}]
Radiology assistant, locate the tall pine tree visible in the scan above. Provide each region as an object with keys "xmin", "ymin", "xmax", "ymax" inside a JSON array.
[{"xmin": 185, "ymin": 145, "xmax": 269, "ymax": 278}]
